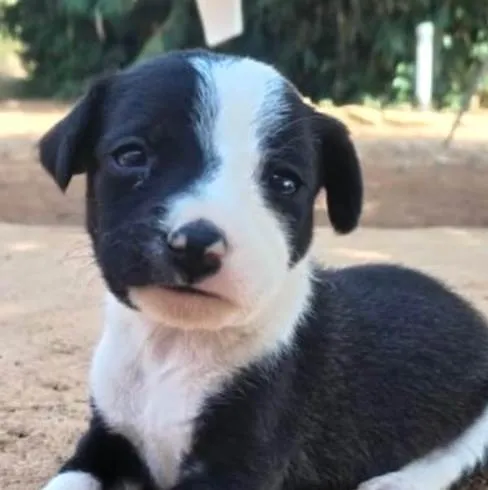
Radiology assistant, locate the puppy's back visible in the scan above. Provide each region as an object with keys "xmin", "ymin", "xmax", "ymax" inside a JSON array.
[
  {"xmin": 311, "ymin": 263, "xmax": 488, "ymax": 394},
  {"xmin": 288, "ymin": 263, "xmax": 488, "ymax": 485}
]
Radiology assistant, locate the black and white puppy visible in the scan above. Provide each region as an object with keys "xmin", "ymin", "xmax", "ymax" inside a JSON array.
[{"xmin": 38, "ymin": 50, "xmax": 488, "ymax": 490}]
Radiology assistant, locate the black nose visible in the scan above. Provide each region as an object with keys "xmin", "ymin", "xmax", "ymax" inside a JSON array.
[{"xmin": 167, "ymin": 219, "xmax": 228, "ymax": 283}]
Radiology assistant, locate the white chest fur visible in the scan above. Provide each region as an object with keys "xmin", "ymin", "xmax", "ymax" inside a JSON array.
[
  {"xmin": 90, "ymin": 282, "xmax": 310, "ymax": 489},
  {"xmin": 90, "ymin": 308, "xmax": 233, "ymax": 488}
]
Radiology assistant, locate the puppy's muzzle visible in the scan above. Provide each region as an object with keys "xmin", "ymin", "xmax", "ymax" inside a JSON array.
[{"xmin": 167, "ymin": 219, "xmax": 228, "ymax": 284}]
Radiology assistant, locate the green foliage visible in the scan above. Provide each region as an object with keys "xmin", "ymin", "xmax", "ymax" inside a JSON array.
[
  {"xmin": 1, "ymin": 0, "xmax": 488, "ymax": 107},
  {"xmin": 62, "ymin": 0, "xmax": 133, "ymax": 15},
  {"xmin": 220, "ymin": 0, "xmax": 488, "ymax": 107},
  {"xmin": 153, "ymin": 0, "xmax": 488, "ymax": 107},
  {"xmin": 0, "ymin": 0, "xmax": 172, "ymax": 98},
  {"xmin": 1, "ymin": 0, "xmax": 124, "ymax": 98}
]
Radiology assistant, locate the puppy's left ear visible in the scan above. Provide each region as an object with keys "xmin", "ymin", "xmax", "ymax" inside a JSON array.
[
  {"xmin": 312, "ymin": 110, "xmax": 363, "ymax": 234},
  {"xmin": 38, "ymin": 77, "xmax": 109, "ymax": 192}
]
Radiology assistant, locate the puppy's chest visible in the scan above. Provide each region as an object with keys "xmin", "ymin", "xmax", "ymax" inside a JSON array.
[{"xmin": 91, "ymin": 331, "xmax": 228, "ymax": 489}]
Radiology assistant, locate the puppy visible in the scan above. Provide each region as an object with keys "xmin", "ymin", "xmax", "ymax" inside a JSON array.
[{"xmin": 38, "ymin": 49, "xmax": 488, "ymax": 490}]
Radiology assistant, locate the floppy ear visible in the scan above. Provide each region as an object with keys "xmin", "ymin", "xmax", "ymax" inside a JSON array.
[
  {"xmin": 38, "ymin": 78, "xmax": 108, "ymax": 192},
  {"xmin": 312, "ymin": 110, "xmax": 363, "ymax": 234}
]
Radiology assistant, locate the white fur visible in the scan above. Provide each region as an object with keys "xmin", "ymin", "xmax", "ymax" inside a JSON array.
[
  {"xmin": 90, "ymin": 55, "xmax": 314, "ymax": 489},
  {"xmin": 45, "ymin": 54, "xmax": 488, "ymax": 490},
  {"xmin": 135, "ymin": 56, "xmax": 296, "ymax": 329},
  {"xmin": 358, "ymin": 404, "xmax": 488, "ymax": 489},
  {"xmin": 92, "ymin": 255, "xmax": 311, "ymax": 489},
  {"xmin": 44, "ymin": 54, "xmax": 488, "ymax": 490},
  {"xmin": 41, "ymin": 471, "xmax": 100, "ymax": 490}
]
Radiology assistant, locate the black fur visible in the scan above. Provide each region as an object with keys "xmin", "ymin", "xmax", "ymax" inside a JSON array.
[
  {"xmin": 60, "ymin": 407, "xmax": 157, "ymax": 490},
  {"xmin": 38, "ymin": 49, "xmax": 488, "ymax": 490},
  {"xmin": 39, "ymin": 77, "xmax": 108, "ymax": 191},
  {"xmin": 313, "ymin": 112, "xmax": 363, "ymax": 234},
  {"xmin": 38, "ymin": 49, "xmax": 361, "ymax": 304},
  {"xmin": 53, "ymin": 264, "xmax": 488, "ymax": 490},
  {"xmin": 173, "ymin": 264, "xmax": 488, "ymax": 490}
]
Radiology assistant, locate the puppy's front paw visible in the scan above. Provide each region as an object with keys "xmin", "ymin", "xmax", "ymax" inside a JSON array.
[
  {"xmin": 41, "ymin": 471, "xmax": 101, "ymax": 490},
  {"xmin": 357, "ymin": 472, "xmax": 420, "ymax": 490}
]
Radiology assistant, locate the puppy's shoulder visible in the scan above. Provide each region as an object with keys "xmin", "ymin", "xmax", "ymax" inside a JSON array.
[
  {"xmin": 315, "ymin": 262, "xmax": 465, "ymax": 304},
  {"xmin": 308, "ymin": 261, "xmax": 488, "ymax": 339},
  {"xmin": 318, "ymin": 262, "xmax": 447, "ymax": 291}
]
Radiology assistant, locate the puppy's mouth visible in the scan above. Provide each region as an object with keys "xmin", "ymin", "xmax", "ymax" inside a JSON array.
[
  {"xmin": 128, "ymin": 282, "xmax": 239, "ymax": 330},
  {"xmin": 163, "ymin": 284, "xmax": 220, "ymax": 299}
]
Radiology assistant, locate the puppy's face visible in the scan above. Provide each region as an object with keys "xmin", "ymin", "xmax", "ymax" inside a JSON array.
[{"xmin": 39, "ymin": 50, "xmax": 362, "ymax": 330}]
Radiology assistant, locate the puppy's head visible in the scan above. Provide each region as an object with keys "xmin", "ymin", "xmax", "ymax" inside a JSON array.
[{"xmin": 39, "ymin": 50, "xmax": 362, "ymax": 330}]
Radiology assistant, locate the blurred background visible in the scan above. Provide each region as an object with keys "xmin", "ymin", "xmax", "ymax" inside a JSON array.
[
  {"xmin": 0, "ymin": 2, "xmax": 488, "ymax": 489},
  {"xmin": 0, "ymin": 0, "xmax": 487, "ymax": 105},
  {"xmin": 0, "ymin": 0, "xmax": 487, "ymax": 227}
]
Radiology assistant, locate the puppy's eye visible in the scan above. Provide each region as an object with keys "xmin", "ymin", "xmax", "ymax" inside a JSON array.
[
  {"xmin": 111, "ymin": 143, "xmax": 148, "ymax": 169},
  {"xmin": 268, "ymin": 170, "xmax": 302, "ymax": 196}
]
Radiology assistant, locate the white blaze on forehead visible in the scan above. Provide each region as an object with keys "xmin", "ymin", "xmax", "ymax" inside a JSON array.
[
  {"xmin": 168, "ymin": 55, "xmax": 292, "ymax": 235},
  {"xmin": 159, "ymin": 55, "xmax": 297, "ymax": 324},
  {"xmin": 189, "ymin": 55, "xmax": 289, "ymax": 181},
  {"xmin": 165, "ymin": 55, "xmax": 294, "ymax": 250}
]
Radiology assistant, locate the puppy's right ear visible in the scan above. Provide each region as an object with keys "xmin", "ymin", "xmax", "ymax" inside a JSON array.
[{"xmin": 38, "ymin": 78, "xmax": 109, "ymax": 192}]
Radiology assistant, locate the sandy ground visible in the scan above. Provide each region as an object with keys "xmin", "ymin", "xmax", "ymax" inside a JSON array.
[
  {"xmin": 1, "ymin": 101, "xmax": 488, "ymax": 489},
  {"xmin": 2, "ymin": 225, "xmax": 488, "ymax": 490},
  {"xmin": 0, "ymin": 101, "xmax": 487, "ymax": 228}
]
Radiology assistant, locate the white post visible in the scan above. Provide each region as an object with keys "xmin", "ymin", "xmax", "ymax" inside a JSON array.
[
  {"xmin": 195, "ymin": 0, "xmax": 244, "ymax": 47},
  {"xmin": 415, "ymin": 21, "xmax": 435, "ymax": 110}
]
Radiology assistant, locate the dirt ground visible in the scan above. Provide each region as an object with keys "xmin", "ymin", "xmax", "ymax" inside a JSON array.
[
  {"xmin": 0, "ymin": 100, "xmax": 487, "ymax": 228},
  {"xmin": 1, "ymin": 101, "xmax": 488, "ymax": 489}
]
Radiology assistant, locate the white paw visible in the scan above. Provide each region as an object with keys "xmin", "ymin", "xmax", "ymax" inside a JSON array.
[
  {"xmin": 357, "ymin": 472, "xmax": 421, "ymax": 490},
  {"xmin": 41, "ymin": 471, "xmax": 101, "ymax": 490}
]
